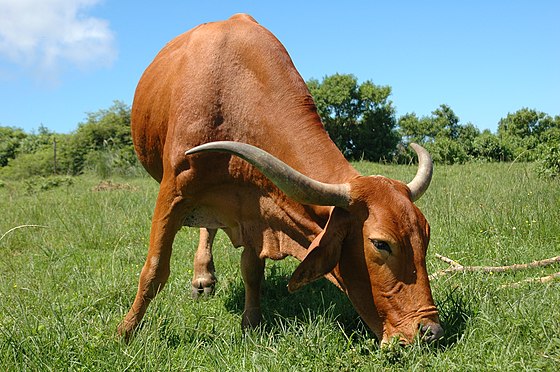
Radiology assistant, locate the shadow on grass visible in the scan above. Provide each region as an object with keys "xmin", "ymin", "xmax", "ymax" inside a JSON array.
[
  {"xmin": 222, "ymin": 269, "xmax": 475, "ymax": 350},
  {"xmin": 223, "ymin": 268, "xmax": 371, "ymax": 338},
  {"xmin": 153, "ymin": 270, "xmax": 372, "ymax": 349},
  {"xmin": 434, "ymin": 287, "xmax": 477, "ymax": 349}
]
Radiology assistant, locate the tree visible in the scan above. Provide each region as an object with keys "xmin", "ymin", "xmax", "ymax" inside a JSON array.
[
  {"xmin": 0, "ymin": 101, "xmax": 139, "ymax": 179},
  {"xmin": 398, "ymin": 104, "xmax": 462, "ymax": 144},
  {"xmin": 456, "ymin": 123, "xmax": 481, "ymax": 156},
  {"xmin": 426, "ymin": 136, "xmax": 469, "ymax": 164},
  {"xmin": 471, "ymin": 129, "xmax": 513, "ymax": 162},
  {"xmin": 307, "ymin": 74, "xmax": 399, "ymax": 161},
  {"xmin": 64, "ymin": 100, "xmax": 134, "ymax": 175},
  {"xmin": 497, "ymin": 108, "xmax": 559, "ymax": 161},
  {"xmin": 432, "ymin": 104, "xmax": 461, "ymax": 140},
  {"xmin": 398, "ymin": 105, "xmax": 486, "ymax": 164},
  {"xmin": 0, "ymin": 126, "xmax": 27, "ymax": 167},
  {"xmin": 498, "ymin": 108, "xmax": 546, "ymax": 139}
]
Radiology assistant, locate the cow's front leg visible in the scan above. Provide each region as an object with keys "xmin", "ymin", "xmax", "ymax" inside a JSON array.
[
  {"xmin": 241, "ymin": 246, "xmax": 265, "ymax": 329},
  {"xmin": 117, "ymin": 185, "xmax": 186, "ymax": 341},
  {"xmin": 191, "ymin": 228, "xmax": 217, "ymax": 298}
]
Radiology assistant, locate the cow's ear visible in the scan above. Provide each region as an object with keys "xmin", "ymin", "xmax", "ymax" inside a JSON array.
[{"xmin": 288, "ymin": 207, "xmax": 351, "ymax": 292}]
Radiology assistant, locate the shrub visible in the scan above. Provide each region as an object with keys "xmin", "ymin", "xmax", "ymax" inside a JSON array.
[
  {"xmin": 425, "ymin": 137, "xmax": 469, "ymax": 165},
  {"xmin": 0, "ymin": 126, "xmax": 27, "ymax": 166},
  {"xmin": 84, "ymin": 150, "xmax": 113, "ymax": 179},
  {"xmin": 22, "ymin": 176, "xmax": 74, "ymax": 193},
  {"xmin": 64, "ymin": 101, "xmax": 133, "ymax": 175},
  {"xmin": 83, "ymin": 146, "xmax": 143, "ymax": 179},
  {"xmin": 0, "ymin": 148, "xmax": 58, "ymax": 179},
  {"xmin": 471, "ymin": 131, "xmax": 513, "ymax": 162},
  {"xmin": 536, "ymin": 143, "xmax": 560, "ymax": 179}
]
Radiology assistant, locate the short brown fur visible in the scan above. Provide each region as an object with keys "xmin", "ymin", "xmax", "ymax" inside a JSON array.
[{"xmin": 118, "ymin": 14, "xmax": 441, "ymax": 344}]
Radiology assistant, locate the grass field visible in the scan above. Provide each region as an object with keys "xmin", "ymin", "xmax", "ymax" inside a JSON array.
[{"xmin": 1, "ymin": 162, "xmax": 559, "ymax": 370}]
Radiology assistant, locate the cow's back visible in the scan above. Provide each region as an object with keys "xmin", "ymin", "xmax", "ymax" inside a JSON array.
[{"xmin": 132, "ymin": 13, "xmax": 353, "ymax": 185}]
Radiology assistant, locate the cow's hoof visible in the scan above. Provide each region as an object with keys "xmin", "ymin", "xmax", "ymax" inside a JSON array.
[
  {"xmin": 191, "ymin": 278, "xmax": 216, "ymax": 299},
  {"xmin": 241, "ymin": 308, "xmax": 262, "ymax": 330},
  {"xmin": 116, "ymin": 321, "xmax": 135, "ymax": 344}
]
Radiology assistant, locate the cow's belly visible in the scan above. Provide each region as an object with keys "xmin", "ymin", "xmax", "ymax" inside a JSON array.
[{"xmin": 183, "ymin": 205, "xmax": 227, "ymax": 228}]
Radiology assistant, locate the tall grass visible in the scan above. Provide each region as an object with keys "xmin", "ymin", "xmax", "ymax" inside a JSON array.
[{"xmin": 0, "ymin": 163, "xmax": 558, "ymax": 370}]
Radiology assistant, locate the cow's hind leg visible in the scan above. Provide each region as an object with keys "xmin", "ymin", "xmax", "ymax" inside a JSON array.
[
  {"xmin": 191, "ymin": 228, "xmax": 217, "ymax": 298},
  {"xmin": 117, "ymin": 183, "xmax": 186, "ymax": 341},
  {"xmin": 240, "ymin": 247, "xmax": 265, "ymax": 329}
]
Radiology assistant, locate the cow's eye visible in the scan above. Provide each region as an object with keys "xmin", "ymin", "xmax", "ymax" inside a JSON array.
[{"xmin": 371, "ymin": 239, "xmax": 392, "ymax": 254}]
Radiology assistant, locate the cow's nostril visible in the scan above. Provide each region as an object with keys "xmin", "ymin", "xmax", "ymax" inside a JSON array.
[{"xmin": 419, "ymin": 323, "xmax": 444, "ymax": 342}]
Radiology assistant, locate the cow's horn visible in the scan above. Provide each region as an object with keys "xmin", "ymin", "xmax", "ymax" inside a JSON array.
[
  {"xmin": 186, "ymin": 141, "xmax": 351, "ymax": 207},
  {"xmin": 407, "ymin": 143, "xmax": 433, "ymax": 201}
]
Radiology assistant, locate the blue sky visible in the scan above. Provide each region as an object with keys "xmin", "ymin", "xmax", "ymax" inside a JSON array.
[{"xmin": 0, "ymin": 0, "xmax": 558, "ymax": 134}]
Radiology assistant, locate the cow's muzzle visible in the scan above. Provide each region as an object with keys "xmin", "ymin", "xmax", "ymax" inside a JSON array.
[{"xmin": 418, "ymin": 322, "xmax": 444, "ymax": 343}]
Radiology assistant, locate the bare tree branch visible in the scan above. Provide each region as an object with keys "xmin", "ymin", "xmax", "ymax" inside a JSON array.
[
  {"xmin": 434, "ymin": 253, "xmax": 463, "ymax": 268},
  {"xmin": 430, "ymin": 254, "xmax": 560, "ymax": 281},
  {"xmin": 502, "ymin": 272, "xmax": 560, "ymax": 288}
]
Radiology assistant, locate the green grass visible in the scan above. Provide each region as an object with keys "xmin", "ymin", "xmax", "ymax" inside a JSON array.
[{"xmin": 0, "ymin": 163, "xmax": 559, "ymax": 370}]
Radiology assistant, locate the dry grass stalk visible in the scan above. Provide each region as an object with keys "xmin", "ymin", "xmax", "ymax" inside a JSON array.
[{"xmin": 0, "ymin": 224, "xmax": 48, "ymax": 242}]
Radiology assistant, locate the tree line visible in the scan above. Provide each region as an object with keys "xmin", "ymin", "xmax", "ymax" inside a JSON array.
[
  {"xmin": 1, "ymin": 74, "xmax": 559, "ymax": 180},
  {"xmin": 0, "ymin": 101, "xmax": 138, "ymax": 180}
]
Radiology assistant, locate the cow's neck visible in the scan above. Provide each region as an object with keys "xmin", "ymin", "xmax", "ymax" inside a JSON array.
[{"xmin": 242, "ymin": 113, "xmax": 360, "ymax": 185}]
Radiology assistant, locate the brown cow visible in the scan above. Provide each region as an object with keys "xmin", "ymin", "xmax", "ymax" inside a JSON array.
[{"xmin": 118, "ymin": 13, "xmax": 443, "ymax": 344}]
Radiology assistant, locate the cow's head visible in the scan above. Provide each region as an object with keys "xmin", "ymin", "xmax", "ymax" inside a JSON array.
[{"xmin": 186, "ymin": 142, "xmax": 442, "ymax": 344}]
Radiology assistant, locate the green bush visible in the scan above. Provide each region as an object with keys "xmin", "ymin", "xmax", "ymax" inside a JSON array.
[
  {"xmin": 497, "ymin": 108, "xmax": 559, "ymax": 162},
  {"xmin": 22, "ymin": 176, "xmax": 74, "ymax": 194},
  {"xmin": 536, "ymin": 143, "xmax": 560, "ymax": 179},
  {"xmin": 84, "ymin": 150, "xmax": 112, "ymax": 179},
  {"xmin": 0, "ymin": 148, "xmax": 58, "ymax": 179},
  {"xmin": 425, "ymin": 137, "xmax": 469, "ymax": 165},
  {"xmin": 0, "ymin": 126, "xmax": 27, "ymax": 166},
  {"xmin": 83, "ymin": 146, "xmax": 143, "ymax": 179},
  {"xmin": 63, "ymin": 101, "xmax": 133, "ymax": 175},
  {"xmin": 471, "ymin": 131, "xmax": 513, "ymax": 162}
]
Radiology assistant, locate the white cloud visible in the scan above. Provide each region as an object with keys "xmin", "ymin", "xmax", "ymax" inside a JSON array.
[{"xmin": 0, "ymin": 0, "xmax": 116, "ymax": 79}]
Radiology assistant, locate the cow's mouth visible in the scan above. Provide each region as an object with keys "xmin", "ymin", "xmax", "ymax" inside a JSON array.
[
  {"xmin": 381, "ymin": 320, "xmax": 444, "ymax": 346},
  {"xmin": 418, "ymin": 322, "xmax": 444, "ymax": 342}
]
